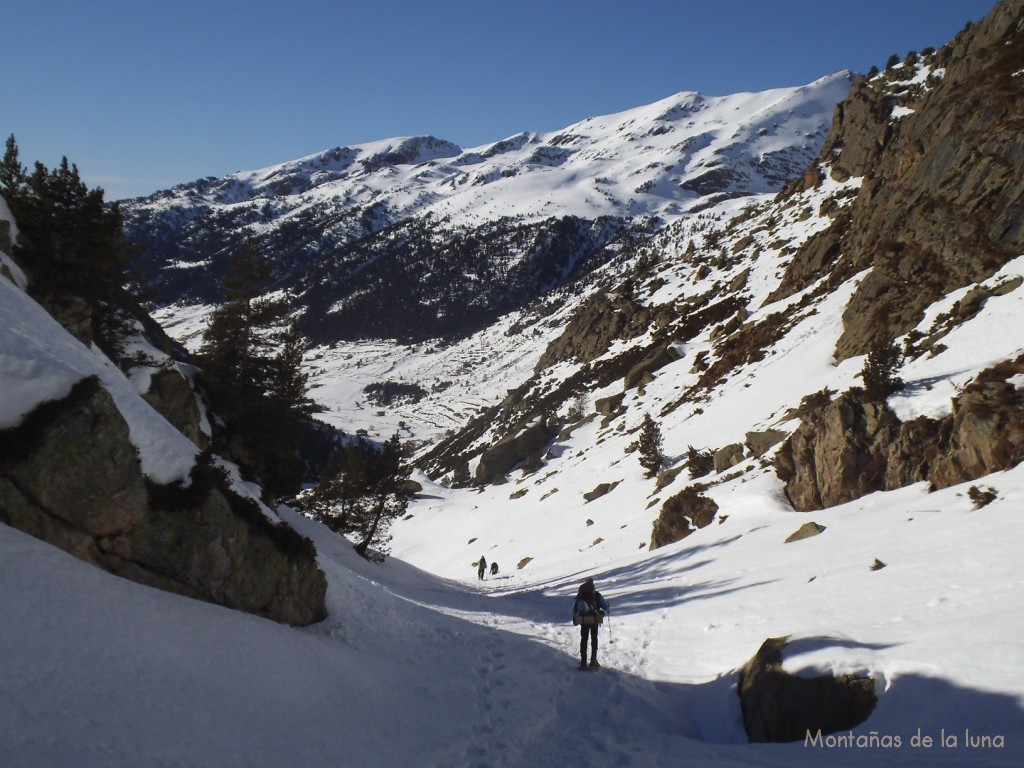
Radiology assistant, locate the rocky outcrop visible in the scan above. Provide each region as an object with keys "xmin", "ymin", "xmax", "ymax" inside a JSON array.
[
  {"xmin": 0, "ymin": 377, "xmax": 327, "ymax": 625},
  {"xmin": 475, "ymin": 417, "xmax": 560, "ymax": 485},
  {"xmin": 650, "ymin": 488, "xmax": 718, "ymax": 550},
  {"xmin": 583, "ymin": 481, "xmax": 620, "ymax": 503},
  {"xmin": 745, "ymin": 429, "xmax": 788, "ymax": 458},
  {"xmin": 737, "ymin": 637, "xmax": 877, "ymax": 743},
  {"xmin": 775, "ymin": 1, "xmax": 1024, "ymax": 360},
  {"xmin": 775, "ymin": 356, "xmax": 1024, "ymax": 510},
  {"xmin": 774, "ymin": 392, "xmax": 899, "ymax": 510},
  {"xmin": 713, "ymin": 443, "xmax": 745, "ymax": 473},
  {"xmin": 623, "ymin": 343, "xmax": 683, "ymax": 390},
  {"xmin": 536, "ymin": 292, "xmax": 655, "ymax": 371},
  {"xmin": 143, "ymin": 367, "xmax": 208, "ymax": 449}
]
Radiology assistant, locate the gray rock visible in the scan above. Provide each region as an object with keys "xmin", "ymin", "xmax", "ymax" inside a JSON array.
[
  {"xmin": 713, "ymin": 443, "xmax": 745, "ymax": 472},
  {"xmin": 143, "ymin": 367, "xmax": 208, "ymax": 449},
  {"xmin": 0, "ymin": 377, "xmax": 326, "ymax": 626},
  {"xmin": 745, "ymin": 429, "xmax": 788, "ymax": 458}
]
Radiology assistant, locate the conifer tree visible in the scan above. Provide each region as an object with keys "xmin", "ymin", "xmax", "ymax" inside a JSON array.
[
  {"xmin": 859, "ymin": 336, "xmax": 905, "ymax": 401},
  {"xmin": 0, "ymin": 135, "xmax": 131, "ymax": 303},
  {"xmin": 197, "ymin": 238, "xmax": 310, "ymax": 497},
  {"xmin": 352, "ymin": 433, "xmax": 411, "ymax": 560},
  {"xmin": 638, "ymin": 413, "xmax": 665, "ymax": 478}
]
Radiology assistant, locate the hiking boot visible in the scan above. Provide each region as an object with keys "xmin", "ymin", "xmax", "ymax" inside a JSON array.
[
  {"xmin": 578, "ymin": 660, "xmax": 588, "ymax": 671},
  {"xmin": 589, "ymin": 659, "xmax": 600, "ymax": 670}
]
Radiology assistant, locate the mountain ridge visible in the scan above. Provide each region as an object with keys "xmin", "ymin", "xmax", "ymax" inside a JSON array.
[{"xmin": 123, "ymin": 71, "xmax": 853, "ymax": 347}]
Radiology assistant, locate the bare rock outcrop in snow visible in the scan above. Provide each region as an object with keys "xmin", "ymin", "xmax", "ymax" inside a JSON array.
[{"xmin": 737, "ymin": 636, "xmax": 877, "ymax": 743}]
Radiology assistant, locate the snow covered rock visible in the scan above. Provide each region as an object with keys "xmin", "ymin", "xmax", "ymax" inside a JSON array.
[
  {"xmin": 0, "ymin": 375, "xmax": 326, "ymax": 625},
  {"xmin": 737, "ymin": 636, "xmax": 877, "ymax": 743}
]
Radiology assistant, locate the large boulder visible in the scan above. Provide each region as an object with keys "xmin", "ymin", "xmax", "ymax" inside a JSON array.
[
  {"xmin": 623, "ymin": 343, "xmax": 683, "ymax": 390},
  {"xmin": 745, "ymin": 429, "xmax": 788, "ymax": 458},
  {"xmin": 0, "ymin": 377, "xmax": 327, "ymax": 626},
  {"xmin": 713, "ymin": 443, "xmax": 745, "ymax": 473},
  {"xmin": 929, "ymin": 360, "xmax": 1024, "ymax": 488},
  {"xmin": 737, "ymin": 637, "xmax": 877, "ymax": 743},
  {"xmin": 775, "ymin": 391, "xmax": 899, "ymax": 510},
  {"xmin": 650, "ymin": 488, "xmax": 718, "ymax": 550}
]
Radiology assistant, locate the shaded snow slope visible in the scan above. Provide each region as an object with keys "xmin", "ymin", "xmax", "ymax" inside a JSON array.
[{"xmin": 3, "ymin": 470, "xmax": 1022, "ymax": 767}]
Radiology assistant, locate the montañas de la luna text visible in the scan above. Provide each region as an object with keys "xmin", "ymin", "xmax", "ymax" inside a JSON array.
[{"xmin": 805, "ymin": 728, "xmax": 1005, "ymax": 750}]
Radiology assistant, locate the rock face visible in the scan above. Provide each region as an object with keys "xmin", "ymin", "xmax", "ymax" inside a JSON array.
[
  {"xmin": 775, "ymin": 1, "xmax": 1024, "ymax": 360},
  {"xmin": 737, "ymin": 637, "xmax": 877, "ymax": 743},
  {"xmin": 0, "ymin": 377, "xmax": 327, "ymax": 626},
  {"xmin": 650, "ymin": 488, "xmax": 719, "ymax": 550},
  {"xmin": 143, "ymin": 367, "xmax": 208, "ymax": 449},
  {"xmin": 475, "ymin": 418, "xmax": 560, "ymax": 485},
  {"xmin": 775, "ymin": 356, "xmax": 1024, "ymax": 511}
]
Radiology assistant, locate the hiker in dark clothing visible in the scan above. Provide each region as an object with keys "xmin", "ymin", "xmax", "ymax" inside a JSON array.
[
  {"xmin": 477, "ymin": 556, "xmax": 487, "ymax": 581},
  {"xmin": 574, "ymin": 577, "xmax": 610, "ymax": 670}
]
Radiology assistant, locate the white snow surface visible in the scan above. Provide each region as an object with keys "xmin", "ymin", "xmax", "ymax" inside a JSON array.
[{"xmin": 0, "ymin": 273, "xmax": 197, "ymax": 484}]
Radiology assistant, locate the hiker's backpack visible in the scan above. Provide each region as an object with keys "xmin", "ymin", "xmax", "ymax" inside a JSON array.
[{"xmin": 572, "ymin": 597, "xmax": 603, "ymax": 626}]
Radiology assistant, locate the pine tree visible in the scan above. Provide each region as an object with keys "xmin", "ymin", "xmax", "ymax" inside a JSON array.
[
  {"xmin": 0, "ymin": 136, "xmax": 131, "ymax": 302},
  {"xmin": 859, "ymin": 336, "xmax": 905, "ymax": 401},
  {"xmin": 451, "ymin": 459, "xmax": 472, "ymax": 488},
  {"xmin": 197, "ymin": 239, "xmax": 310, "ymax": 497},
  {"xmin": 352, "ymin": 433, "xmax": 411, "ymax": 560},
  {"xmin": 638, "ymin": 413, "xmax": 665, "ymax": 478},
  {"xmin": 1, "ymin": 134, "xmax": 25, "ymax": 196}
]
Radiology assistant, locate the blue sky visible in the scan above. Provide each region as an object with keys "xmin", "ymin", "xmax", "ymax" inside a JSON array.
[{"xmin": 2, "ymin": 0, "xmax": 998, "ymax": 200}]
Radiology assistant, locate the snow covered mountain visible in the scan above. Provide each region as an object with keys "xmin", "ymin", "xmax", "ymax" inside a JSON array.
[{"xmin": 124, "ymin": 71, "xmax": 852, "ymax": 345}]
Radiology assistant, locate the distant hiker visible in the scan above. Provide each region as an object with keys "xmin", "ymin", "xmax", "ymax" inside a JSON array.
[
  {"xmin": 477, "ymin": 556, "xmax": 487, "ymax": 581},
  {"xmin": 490, "ymin": 562, "xmax": 499, "ymax": 576},
  {"xmin": 572, "ymin": 577, "xmax": 610, "ymax": 670}
]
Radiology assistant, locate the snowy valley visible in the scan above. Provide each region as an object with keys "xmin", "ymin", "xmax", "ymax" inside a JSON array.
[{"xmin": 3, "ymin": 2, "xmax": 1024, "ymax": 767}]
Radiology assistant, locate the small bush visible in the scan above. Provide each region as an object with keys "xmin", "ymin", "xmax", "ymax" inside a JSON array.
[
  {"xmin": 968, "ymin": 485, "xmax": 998, "ymax": 509},
  {"xmin": 687, "ymin": 445, "xmax": 715, "ymax": 479}
]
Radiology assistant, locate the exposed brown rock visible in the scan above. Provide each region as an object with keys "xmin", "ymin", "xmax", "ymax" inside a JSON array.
[
  {"xmin": 474, "ymin": 417, "xmax": 559, "ymax": 484},
  {"xmin": 785, "ymin": 522, "xmax": 826, "ymax": 543},
  {"xmin": 772, "ymin": 2, "xmax": 1024, "ymax": 360},
  {"xmin": 713, "ymin": 443, "xmax": 745, "ymax": 472},
  {"xmin": 649, "ymin": 488, "xmax": 718, "ymax": 550},
  {"xmin": 776, "ymin": 356, "xmax": 1024, "ymax": 510},
  {"xmin": 737, "ymin": 636, "xmax": 877, "ymax": 743}
]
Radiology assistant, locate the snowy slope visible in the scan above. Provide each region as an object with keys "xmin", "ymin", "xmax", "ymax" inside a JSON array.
[{"xmin": 2, "ymin": 467, "xmax": 1021, "ymax": 767}]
